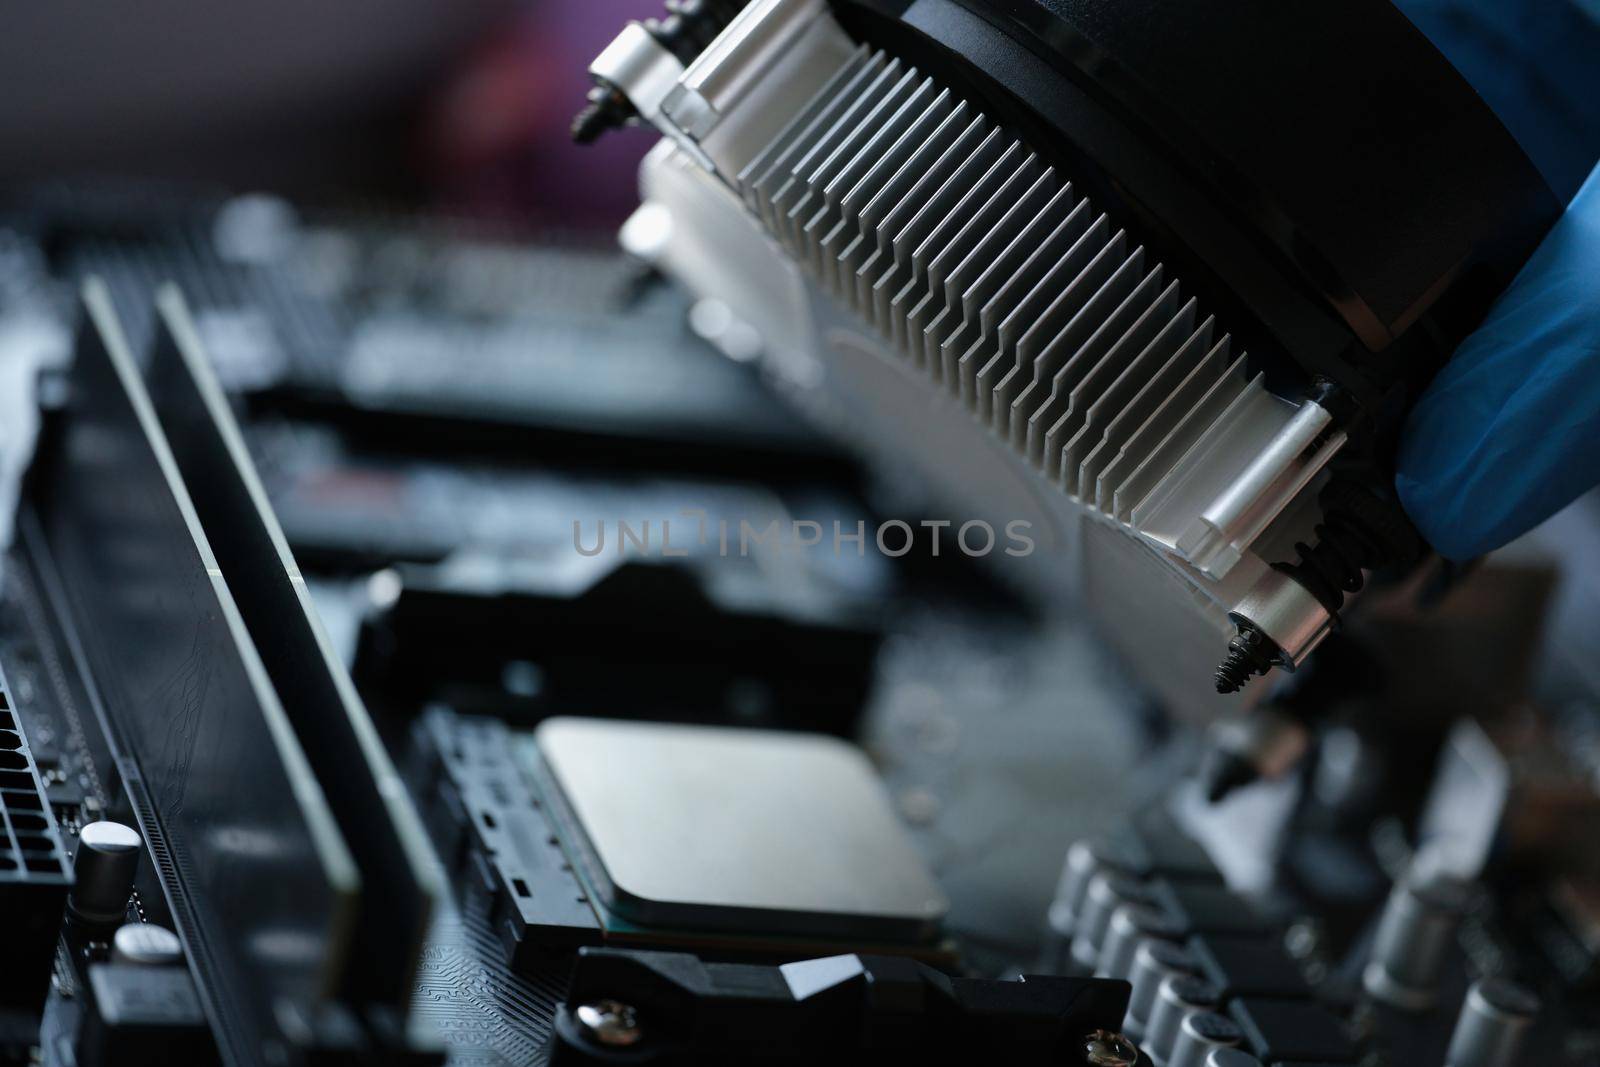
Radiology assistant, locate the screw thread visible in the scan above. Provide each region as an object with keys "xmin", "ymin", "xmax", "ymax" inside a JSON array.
[
  {"xmin": 1213, "ymin": 625, "xmax": 1274, "ymax": 695},
  {"xmin": 1213, "ymin": 647, "xmax": 1253, "ymax": 694},
  {"xmin": 570, "ymin": 101, "xmax": 609, "ymax": 144},
  {"xmin": 571, "ymin": 89, "xmax": 636, "ymax": 144}
]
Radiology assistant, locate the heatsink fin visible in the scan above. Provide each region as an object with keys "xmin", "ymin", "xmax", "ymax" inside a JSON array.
[{"xmin": 731, "ymin": 47, "xmax": 1319, "ymax": 576}]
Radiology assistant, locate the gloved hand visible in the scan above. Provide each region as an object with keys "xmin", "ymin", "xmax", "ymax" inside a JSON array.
[{"xmin": 1396, "ymin": 158, "xmax": 1600, "ymax": 561}]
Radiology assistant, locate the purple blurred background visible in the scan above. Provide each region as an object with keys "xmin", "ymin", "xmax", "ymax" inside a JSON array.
[{"xmin": 0, "ymin": 1, "xmax": 663, "ymax": 231}]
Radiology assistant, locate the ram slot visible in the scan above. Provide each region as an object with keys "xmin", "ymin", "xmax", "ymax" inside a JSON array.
[
  {"xmin": 33, "ymin": 280, "xmax": 358, "ymax": 1067},
  {"xmin": 143, "ymin": 286, "xmax": 441, "ymax": 1015}
]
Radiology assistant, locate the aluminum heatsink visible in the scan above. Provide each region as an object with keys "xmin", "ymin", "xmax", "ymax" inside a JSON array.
[
  {"xmin": 580, "ymin": 0, "xmax": 1558, "ymax": 708},
  {"xmin": 731, "ymin": 46, "xmax": 1311, "ymax": 560}
]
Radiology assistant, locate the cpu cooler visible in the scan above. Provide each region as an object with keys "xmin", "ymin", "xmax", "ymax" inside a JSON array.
[{"xmin": 577, "ymin": 0, "xmax": 1559, "ymax": 716}]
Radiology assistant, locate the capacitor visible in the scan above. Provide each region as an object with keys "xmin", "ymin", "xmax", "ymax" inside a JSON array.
[
  {"xmin": 1072, "ymin": 872, "xmax": 1150, "ymax": 969},
  {"xmin": 1126, "ymin": 940, "xmax": 1200, "ymax": 1041},
  {"xmin": 1145, "ymin": 974, "xmax": 1222, "ymax": 1066},
  {"xmin": 1444, "ymin": 978, "xmax": 1540, "ymax": 1067},
  {"xmin": 1051, "ymin": 839, "xmax": 1137, "ymax": 939},
  {"xmin": 1168, "ymin": 1011, "xmax": 1243, "ymax": 1067},
  {"xmin": 69, "ymin": 821, "xmax": 143, "ymax": 925},
  {"xmin": 112, "ymin": 923, "xmax": 184, "ymax": 966},
  {"xmin": 1098, "ymin": 902, "xmax": 1184, "ymax": 980},
  {"xmin": 1044, "ymin": 841, "xmax": 1101, "ymax": 970},
  {"xmin": 1362, "ymin": 868, "xmax": 1471, "ymax": 1010}
]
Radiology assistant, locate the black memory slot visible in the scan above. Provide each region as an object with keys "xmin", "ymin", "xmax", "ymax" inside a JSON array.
[
  {"xmin": 30, "ymin": 279, "xmax": 359, "ymax": 1067},
  {"xmin": 143, "ymin": 283, "xmax": 440, "ymax": 1012}
]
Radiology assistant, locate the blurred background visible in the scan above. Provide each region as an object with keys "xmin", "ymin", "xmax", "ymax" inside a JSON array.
[
  {"xmin": 1, "ymin": 5, "xmax": 1599, "ymax": 1062},
  {"xmin": 0, "ymin": 1, "xmax": 665, "ymax": 231},
  {"xmin": 6, "ymin": 1, "xmax": 1599, "ymax": 221},
  {"xmin": 3, "ymin": 1, "xmax": 1600, "ymax": 214}
]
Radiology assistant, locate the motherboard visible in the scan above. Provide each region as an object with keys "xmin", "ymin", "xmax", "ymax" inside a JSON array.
[{"xmin": 0, "ymin": 187, "xmax": 1594, "ymax": 1067}]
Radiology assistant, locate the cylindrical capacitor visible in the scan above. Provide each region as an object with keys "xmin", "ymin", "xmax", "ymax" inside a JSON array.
[
  {"xmin": 112, "ymin": 922, "xmax": 184, "ymax": 966},
  {"xmin": 1362, "ymin": 869, "xmax": 1471, "ymax": 1010},
  {"xmin": 1444, "ymin": 978, "xmax": 1540, "ymax": 1067},
  {"xmin": 1098, "ymin": 902, "xmax": 1184, "ymax": 980},
  {"xmin": 1043, "ymin": 842, "xmax": 1099, "ymax": 970},
  {"xmin": 1036, "ymin": 844, "xmax": 1126, "ymax": 979},
  {"xmin": 1051, "ymin": 840, "xmax": 1138, "ymax": 938},
  {"xmin": 1206, "ymin": 1051, "xmax": 1263, "ymax": 1067},
  {"xmin": 1072, "ymin": 872, "xmax": 1150, "ymax": 969},
  {"xmin": 1050, "ymin": 841, "xmax": 1099, "ymax": 938},
  {"xmin": 1145, "ymin": 974, "xmax": 1222, "ymax": 1066},
  {"xmin": 69, "ymin": 821, "xmax": 143, "ymax": 925},
  {"xmin": 1127, "ymin": 940, "xmax": 1200, "ymax": 1041},
  {"xmin": 1168, "ymin": 1011, "xmax": 1244, "ymax": 1067}
]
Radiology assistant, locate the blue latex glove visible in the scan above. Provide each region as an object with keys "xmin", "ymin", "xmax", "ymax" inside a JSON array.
[{"xmin": 1395, "ymin": 159, "xmax": 1600, "ymax": 561}]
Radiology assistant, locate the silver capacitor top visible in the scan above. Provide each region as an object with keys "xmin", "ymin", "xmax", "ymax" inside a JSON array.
[
  {"xmin": 1046, "ymin": 839, "xmax": 1134, "ymax": 973},
  {"xmin": 1362, "ymin": 868, "xmax": 1471, "ymax": 1011},
  {"xmin": 1444, "ymin": 978, "xmax": 1540, "ymax": 1067},
  {"xmin": 1053, "ymin": 838, "xmax": 1141, "ymax": 933},
  {"xmin": 1099, "ymin": 902, "xmax": 1184, "ymax": 980},
  {"xmin": 112, "ymin": 922, "xmax": 184, "ymax": 966},
  {"xmin": 1145, "ymin": 973, "xmax": 1222, "ymax": 1066},
  {"xmin": 1168, "ymin": 1011, "xmax": 1243, "ymax": 1067},
  {"xmin": 1072, "ymin": 871, "xmax": 1150, "ymax": 969},
  {"xmin": 1126, "ymin": 939, "xmax": 1199, "ymax": 1041},
  {"xmin": 69, "ymin": 821, "xmax": 143, "ymax": 925}
]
